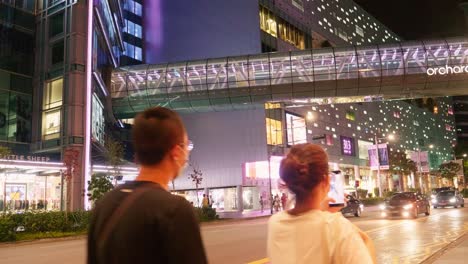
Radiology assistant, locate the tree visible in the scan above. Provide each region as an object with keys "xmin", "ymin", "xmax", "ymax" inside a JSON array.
[
  {"xmin": 104, "ymin": 136, "xmax": 125, "ymax": 183},
  {"xmin": 389, "ymin": 150, "xmax": 417, "ymax": 191},
  {"xmin": 87, "ymin": 173, "xmax": 114, "ymax": 205},
  {"xmin": 438, "ymin": 161, "xmax": 462, "ymax": 179},
  {"xmin": 188, "ymin": 163, "xmax": 203, "ymax": 207}
]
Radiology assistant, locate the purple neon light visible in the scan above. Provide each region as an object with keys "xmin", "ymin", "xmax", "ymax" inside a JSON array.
[{"xmin": 84, "ymin": 0, "xmax": 93, "ymax": 210}]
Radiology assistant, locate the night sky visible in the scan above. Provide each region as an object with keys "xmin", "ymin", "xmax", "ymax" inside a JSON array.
[{"xmin": 355, "ymin": 0, "xmax": 467, "ymax": 40}]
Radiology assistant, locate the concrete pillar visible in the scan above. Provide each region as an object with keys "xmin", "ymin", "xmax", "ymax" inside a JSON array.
[
  {"xmin": 354, "ymin": 165, "xmax": 360, "ymax": 180},
  {"xmin": 237, "ymin": 185, "xmax": 243, "ymax": 213}
]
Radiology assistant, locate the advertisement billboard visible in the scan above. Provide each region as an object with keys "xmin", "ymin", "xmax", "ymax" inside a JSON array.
[
  {"xmin": 340, "ymin": 136, "xmax": 356, "ymax": 156},
  {"xmin": 410, "ymin": 151, "xmax": 429, "ymax": 173},
  {"xmin": 285, "ymin": 112, "xmax": 307, "ymax": 146},
  {"xmin": 368, "ymin": 144, "xmax": 389, "ymax": 170}
]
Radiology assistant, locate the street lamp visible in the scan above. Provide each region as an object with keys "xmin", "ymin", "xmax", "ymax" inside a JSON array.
[
  {"xmin": 374, "ymin": 133, "xmax": 395, "ymax": 197},
  {"xmin": 463, "ymin": 153, "xmax": 467, "ymax": 158}
]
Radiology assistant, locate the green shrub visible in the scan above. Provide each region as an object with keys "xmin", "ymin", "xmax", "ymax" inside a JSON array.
[
  {"xmin": 356, "ymin": 189, "xmax": 368, "ymax": 199},
  {"xmin": 0, "ymin": 211, "xmax": 91, "ymax": 242},
  {"xmin": 374, "ymin": 187, "xmax": 380, "ymax": 197},
  {"xmin": 384, "ymin": 190, "xmax": 398, "ymax": 198},
  {"xmin": 462, "ymin": 189, "xmax": 468, "ymax": 198},
  {"xmin": 0, "ymin": 206, "xmax": 216, "ymax": 243},
  {"xmin": 360, "ymin": 197, "xmax": 385, "ymax": 206},
  {"xmin": 194, "ymin": 207, "xmax": 218, "ymax": 222},
  {"xmin": 0, "ymin": 214, "xmax": 16, "ymax": 242}
]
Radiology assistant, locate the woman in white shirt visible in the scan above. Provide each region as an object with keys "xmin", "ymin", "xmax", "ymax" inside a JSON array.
[{"xmin": 267, "ymin": 144, "xmax": 376, "ymax": 264}]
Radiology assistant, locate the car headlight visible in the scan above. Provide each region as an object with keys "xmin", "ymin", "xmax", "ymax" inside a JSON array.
[
  {"xmin": 379, "ymin": 204, "xmax": 386, "ymax": 210},
  {"xmin": 403, "ymin": 204, "xmax": 413, "ymax": 210},
  {"xmin": 432, "ymin": 198, "xmax": 437, "ymax": 203},
  {"xmin": 450, "ymin": 198, "xmax": 456, "ymax": 203}
]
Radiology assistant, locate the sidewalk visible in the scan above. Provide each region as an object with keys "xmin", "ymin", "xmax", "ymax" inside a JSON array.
[
  {"xmin": 430, "ymin": 233, "xmax": 468, "ymax": 264},
  {"xmin": 421, "ymin": 233, "xmax": 468, "ymax": 264},
  {"xmin": 216, "ymin": 210, "xmax": 272, "ymax": 219}
]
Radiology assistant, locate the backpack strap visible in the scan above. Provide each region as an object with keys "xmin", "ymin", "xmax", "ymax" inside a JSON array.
[{"xmin": 97, "ymin": 185, "xmax": 156, "ymax": 252}]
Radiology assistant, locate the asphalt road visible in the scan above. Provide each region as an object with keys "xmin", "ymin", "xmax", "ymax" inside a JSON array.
[{"xmin": 0, "ymin": 207, "xmax": 467, "ymax": 264}]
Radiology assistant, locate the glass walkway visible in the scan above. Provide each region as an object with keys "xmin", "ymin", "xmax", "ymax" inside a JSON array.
[{"xmin": 111, "ymin": 38, "xmax": 468, "ymax": 118}]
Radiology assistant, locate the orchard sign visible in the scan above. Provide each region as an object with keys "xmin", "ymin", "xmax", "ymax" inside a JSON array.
[{"xmin": 426, "ymin": 65, "xmax": 468, "ymax": 76}]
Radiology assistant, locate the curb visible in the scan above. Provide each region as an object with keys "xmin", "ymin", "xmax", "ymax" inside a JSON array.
[
  {"xmin": 202, "ymin": 214, "xmax": 271, "ymax": 226},
  {"xmin": 0, "ymin": 234, "xmax": 87, "ymax": 249},
  {"xmin": 420, "ymin": 232, "xmax": 468, "ymax": 264}
]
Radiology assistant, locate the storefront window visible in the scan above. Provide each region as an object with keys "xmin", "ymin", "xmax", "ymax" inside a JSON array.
[
  {"xmin": 243, "ymin": 187, "xmax": 260, "ymax": 210},
  {"xmin": 0, "ymin": 172, "xmax": 63, "ymax": 212},
  {"xmin": 209, "ymin": 187, "xmax": 238, "ymax": 212}
]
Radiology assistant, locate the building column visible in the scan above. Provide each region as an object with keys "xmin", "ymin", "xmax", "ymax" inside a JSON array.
[
  {"xmin": 354, "ymin": 165, "xmax": 360, "ymax": 183},
  {"xmin": 237, "ymin": 185, "xmax": 243, "ymax": 213}
]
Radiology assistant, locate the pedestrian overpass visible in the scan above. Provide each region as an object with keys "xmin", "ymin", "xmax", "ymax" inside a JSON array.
[{"xmin": 111, "ymin": 38, "xmax": 468, "ymax": 118}]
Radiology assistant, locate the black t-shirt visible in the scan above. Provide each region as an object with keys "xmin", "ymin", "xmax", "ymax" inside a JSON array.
[{"xmin": 87, "ymin": 181, "xmax": 208, "ymax": 264}]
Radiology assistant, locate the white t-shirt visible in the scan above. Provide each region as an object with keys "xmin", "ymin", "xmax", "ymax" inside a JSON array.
[{"xmin": 267, "ymin": 210, "xmax": 373, "ymax": 264}]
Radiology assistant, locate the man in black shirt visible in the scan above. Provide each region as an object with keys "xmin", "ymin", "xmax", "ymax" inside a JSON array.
[{"xmin": 88, "ymin": 107, "xmax": 208, "ymax": 264}]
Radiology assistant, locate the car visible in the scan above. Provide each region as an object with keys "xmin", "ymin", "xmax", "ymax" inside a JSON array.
[
  {"xmin": 341, "ymin": 195, "xmax": 364, "ymax": 217},
  {"xmin": 432, "ymin": 190, "xmax": 465, "ymax": 208},
  {"xmin": 379, "ymin": 192, "xmax": 430, "ymax": 218},
  {"xmin": 431, "ymin": 187, "xmax": 455, "ymax": 199}
]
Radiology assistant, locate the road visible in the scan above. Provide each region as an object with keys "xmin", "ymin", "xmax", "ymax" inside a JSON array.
[{"xmin": 0, "ymin": 207, "xmax": 467, "ymax": 264}]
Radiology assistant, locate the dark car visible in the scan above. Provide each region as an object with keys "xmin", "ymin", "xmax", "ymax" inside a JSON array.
[
  {"xmin": 431, "ymin": 187, "xmax": 455, "ymax": 199},
  {"xmin": 341, "ymin": 195, "xmax": 364, "ymax": 217},
  {"xmin": 380, "ymin": 192, "xmax": 430, "ymax": 218},
  {"xmin": 432, "ymin": 190, "xmax": 465, "ymax": 208}
]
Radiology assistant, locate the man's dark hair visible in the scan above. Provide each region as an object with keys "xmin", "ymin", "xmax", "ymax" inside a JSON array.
[{"xmin": 132, "ymin": 107, "xmax": 185, "ymax": 165}]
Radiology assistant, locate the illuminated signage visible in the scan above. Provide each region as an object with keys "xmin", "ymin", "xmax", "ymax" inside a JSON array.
[
  {"xmin": 340, "ymin": 136, "xmax": 355, "ymax": 156},
  {"xmin": 426, "ymin": 65, "xmax": 468, "ymax": 76},
  {"xmin": 0, "ymin": 155, "xmax": 51, "ymax": 162}
]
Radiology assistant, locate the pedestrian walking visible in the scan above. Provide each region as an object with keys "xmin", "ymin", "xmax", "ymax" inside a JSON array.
[
  {"xmin": 260, "ymin": 195, "xmax": 264, "ymax": 212},
  {"xmin": 202, "ymin": 194, "xmax": 209, "ymax": 208},
  {"xmin": 267, "ymin": 143, "xmax": 376, "ymax": 264},
  {"xmin": 88, "ymin": 107, "xmax": 207, "ymax": 264},
  {"xmin": 280, "ymin": 193, "xmax": 287, "ymax": 211},
  {"xmin": 273, "ymin": 195, "xmax": 281, "ymax": 212}
]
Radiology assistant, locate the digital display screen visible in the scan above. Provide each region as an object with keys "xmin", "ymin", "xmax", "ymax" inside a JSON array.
[
  {"xmin": 286, "ymin": 112, "xmax": 307, "ymax": 146},
  {"xmin": 340, "ymin": 136, "xmax": 355, "ymax": 156}
]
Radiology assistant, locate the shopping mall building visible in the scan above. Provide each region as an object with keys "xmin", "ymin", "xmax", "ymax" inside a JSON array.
[{"xmin": 0, "ymin": 0, "xmax": 466, "ymax": 212}]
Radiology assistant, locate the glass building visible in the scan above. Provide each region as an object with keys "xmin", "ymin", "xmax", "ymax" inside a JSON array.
[{"xmin": 0, "ymin": 0, "xmax": 130, "ymax": 211}]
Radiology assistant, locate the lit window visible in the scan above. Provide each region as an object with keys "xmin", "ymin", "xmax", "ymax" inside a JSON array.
[
  {"xmin": 134, "ymin": 2, "xmax": 142, "ymax": 16},
  {"xmin": 134, "ymin": 24, "xmax": 142, "ymax": 38},
  {"xmin": 44, "ymin": 78, "xmax": 63, "ymax": 109},
  {"xmin": 43, "ymin": 109, "xmax": 61, "ymax": 139},
  {"xmin": 135, "ymin": 47, "xmax": 142, "ymax": 61},
  {"xmin": 266, "ymin": 118, "xmax": 283, "ymax": 145},
  {"xmin": 346, "ymin": 111, "xmax": 355, "ymax": 121}
]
